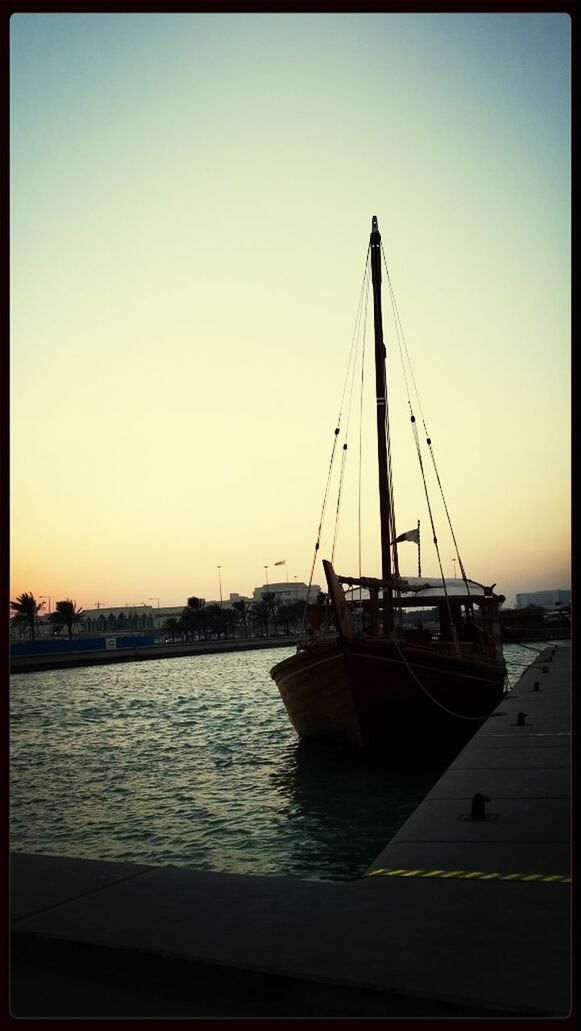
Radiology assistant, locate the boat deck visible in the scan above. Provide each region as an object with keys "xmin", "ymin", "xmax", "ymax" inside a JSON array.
[{"xmin": 10, "ymin": 643, "xmax": 571, "ymax": 1017}]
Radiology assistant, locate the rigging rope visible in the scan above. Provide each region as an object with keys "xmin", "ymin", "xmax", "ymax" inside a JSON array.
[
  {"xmin": 332, "ymin": 259, "xmax": 371, "ymax": 565},
  {"xmin": 425, "ymin": 436, "xmax": 473, "ymax": 601},
  {"xmin": 381, "ymin": 242, "xmax": 472, "ymax": 632},
  {"xmin": 303, "ymin": 426, "xmax": 340, "ymax": 631},
  {"xmin": 303, "ymin": 244, "xmax": 371, "ymax": 630},
  {"xmin": 409, "ymin": 411, "xmax": 460, "ymax": 654},
  {"xmin": 330, "ymin": 442, "xmax": 348, "ymax": 564},
  {"xmin": 358, "ymin": 262, "xmax": 371, "ymax": 592}
]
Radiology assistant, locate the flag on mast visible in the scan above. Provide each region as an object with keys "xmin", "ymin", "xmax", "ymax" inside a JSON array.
[
  {"xmin": 391, "ymin": 528, "xmax": 420, "ymax": 545},
  {"xmin": 274, "ymin": 560, "xmax": 286, "ymax": 566}
]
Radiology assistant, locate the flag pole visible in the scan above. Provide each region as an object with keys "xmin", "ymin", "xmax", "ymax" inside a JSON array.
[{"xmin": 417, "ymin": 520, "xmax": 421, "ymax": 577}]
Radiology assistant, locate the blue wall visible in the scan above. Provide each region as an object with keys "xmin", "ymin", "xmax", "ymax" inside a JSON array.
[
  {"xmin": 11, "ymin": 635, "xmax": 156, "ymax": 656},
  {"xmin": 114, "ymin": 635, "xmax": 156, "ymax": 649}
]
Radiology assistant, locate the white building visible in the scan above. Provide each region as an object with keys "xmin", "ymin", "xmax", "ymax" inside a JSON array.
[
  {"xmin": 225, "ymin": 593, "xmax": 253, "ymax": 606},
  {"xmin": 79, "ymin": 605, "xmax": 157, "ymax": 634},
  {"xmin": 516, "ymin": 590, "xmax": 571, "ymax": 610},
  {"xmin": 252, "ymin": 581, "xmax": 322, "ymax": 605},
  {"xmin": 18, "ymin": 605, "xmax": 159, "ymax": 638},
  {"xmin": 81, "ymin": 600, "xmax": 253, "ymax": 634}
]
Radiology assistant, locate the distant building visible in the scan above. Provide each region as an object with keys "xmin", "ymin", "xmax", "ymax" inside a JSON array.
[
  {"xmin": 12, "ymin": 585, "xmax": 325, "ymax": 641},
  {"xmin": 252, "ymin": 581, "xmax": 322, "ymax": 605},
  {"xmin": 78, "ymin": 605, "xmax": 157, "ymax": 634},
  {"xmin": 13, "ymin": 605, "xmax": 160, "ymax": 640},
  {"xmin": 155, "ymin": 606, "xmax": 188, "ymax": 621},
  {"xmin": 516, "ymin": 590, "xmax": 571, "ymax": 610},
  {"xmin": 221, "ymin": 593, "xmax": 253, "ymax": 607},
  {"xmin": 81, "ymin": 600, "xmax": 254, "ymax": 634}
]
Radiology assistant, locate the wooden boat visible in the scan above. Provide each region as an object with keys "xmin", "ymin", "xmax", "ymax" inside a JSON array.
[{"xmin": 270, "ymin": 216, "xmax": 507, "ymax": 749}]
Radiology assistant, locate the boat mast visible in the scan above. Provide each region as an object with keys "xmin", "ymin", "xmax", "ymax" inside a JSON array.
[{"xmin": 370, "ymin": 215, "xmax": 394, "ymax": 634}]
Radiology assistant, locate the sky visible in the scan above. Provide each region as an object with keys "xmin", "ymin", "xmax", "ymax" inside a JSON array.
[{"xmin": 10, "ymin": 12, "xmax": 571, "ymax": 612}]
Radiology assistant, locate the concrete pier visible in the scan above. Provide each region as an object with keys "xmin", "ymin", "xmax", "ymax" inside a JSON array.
[{"xmin": 10, "ymin": 643, "xmax": 571, "ymax": 1017}]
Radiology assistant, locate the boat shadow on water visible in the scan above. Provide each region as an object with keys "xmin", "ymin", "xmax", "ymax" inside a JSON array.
[
  {"xmin": 273, "ymin": 733, "xmax": 467, "ymax": 796},
  {"xmin": 266, "ymin": 736, "xmax": 462, "ymax": 878}
]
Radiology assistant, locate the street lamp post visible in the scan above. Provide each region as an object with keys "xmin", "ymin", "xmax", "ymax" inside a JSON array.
[
  {"xmin": 217, "ymin": 566, "xmax": 223, "ymax": 604},
  {"xmin": 264, "ymin": 565, "xmax": 269, "ymax": 586}
]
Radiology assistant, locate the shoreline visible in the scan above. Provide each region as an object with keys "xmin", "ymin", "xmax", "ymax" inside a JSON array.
[{"xmin": 10, "ymin": 635, "xmax": 300, "ymax": 675}]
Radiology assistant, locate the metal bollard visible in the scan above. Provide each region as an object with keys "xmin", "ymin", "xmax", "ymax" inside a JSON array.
[{"xmin": 471, "ymin": 793, "xmax": 491, "ymax": 820}]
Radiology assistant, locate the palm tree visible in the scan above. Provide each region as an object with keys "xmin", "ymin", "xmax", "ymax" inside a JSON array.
[
  {"xmin": 204, "ymin": 603, "xmax": 229, "ymax": 639},
  {"xmin": 251, "ymin": 599, "xmax": 270, "ymax": 637},
  {"xmin": 178, "ymin": 609, "xmax": 196, "ymax": 641},
  {"xmin": 224, "ymin": 606, "xmax": 238, "ymax": 639},
  {"xmin": 262, "ymin": 592, "xmax": 280, "ymax": 635},
  {"xmin": 10, "ymin": 593, "xmax": 45, "ymax": 640},
  {"xmin": 287, "ymin": 600, "xmax": 305, "ymax": 632},
  {"xmin": 232, "ymin": 599, "xmax": 251, "ymax": 638},
  {"xmin": 10, "ymin": 593, "xmax": 44, "ymax": 640},
  {"xmin": 49, "ymin": 600, "xmax": 84, "ymax": 640},
  {"xmin": 277, "ymin": 601, "xmax": 302, "ymax": 635},
  {"xmin": 161, "ymin": 617, "xmax": 179, "ymax": 643},
  {"xmin": 186, "ymin": 596, "xmax": 206, "ymax": 639}
]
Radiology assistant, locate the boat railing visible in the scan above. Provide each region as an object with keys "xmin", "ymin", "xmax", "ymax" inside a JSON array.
[
  {"xmin": 401, "ymin": 636, "xmax": 498, "ymax": 663},
  {"xmin": 427, "ymin": 641, "xmax": 474, "ymax": 659},
  {"xmin": 297, "ymin": 629, "xmax": 498, "ymax": 663}
]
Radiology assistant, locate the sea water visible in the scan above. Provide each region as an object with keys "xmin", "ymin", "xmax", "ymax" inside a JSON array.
[{"xmin": 9, "ymin": 643, "xmax": 544, "ymax": 880}]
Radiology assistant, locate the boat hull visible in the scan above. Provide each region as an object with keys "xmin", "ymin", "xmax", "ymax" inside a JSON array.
[{"xmin": 270, "ymin": 638, "xmax": 507, "ymax": 749}]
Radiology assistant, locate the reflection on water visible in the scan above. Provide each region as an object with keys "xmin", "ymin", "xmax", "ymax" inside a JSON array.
[
  {"xmin": 269, "ymin": 737, "xmax": 454, "ymax": 878},
  {"xmin": 10, "ymin": 643, "xmax": 547, "ymax": 881}
]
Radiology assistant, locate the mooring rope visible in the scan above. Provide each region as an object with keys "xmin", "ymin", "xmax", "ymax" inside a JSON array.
[{"xmin": 390, "ymin": 634, "xmax": 505, "ymax": 721}]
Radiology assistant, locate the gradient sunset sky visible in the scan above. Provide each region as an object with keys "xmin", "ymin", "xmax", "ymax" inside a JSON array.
[{"xmin": 10, "ymin": 12, "xmax": 571, "ymax": 611}]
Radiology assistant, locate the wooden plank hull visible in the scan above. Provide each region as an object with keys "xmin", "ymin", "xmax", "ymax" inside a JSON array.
[{"xmin": 270, "ymin": 639, "xmax": 506, "ymax": 749}]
